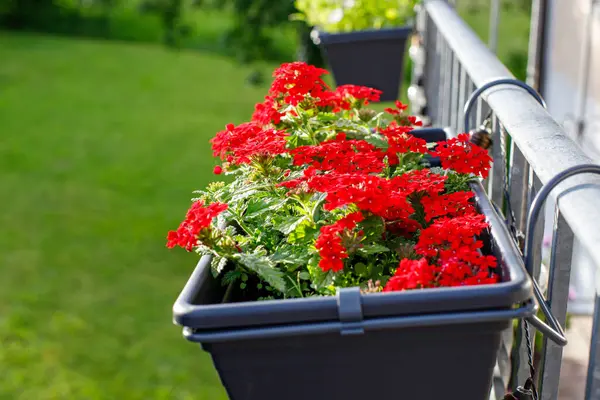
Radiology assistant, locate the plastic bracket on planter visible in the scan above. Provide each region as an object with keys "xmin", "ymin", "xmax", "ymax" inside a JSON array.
[
  {"xmin": 463, "ymin": 78, "xmax": 546, "ymax": 134},
  {"xmin": 522, "ymin": 164, "xmax": 600, "ymax": 347},
  {"xmin": 336, "ymin": 287, "xmax": 365, "ymax": 336}
]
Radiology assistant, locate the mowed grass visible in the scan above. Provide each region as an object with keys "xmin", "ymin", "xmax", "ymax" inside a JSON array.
[{"xmin": 0, "ymin": 31, "xmax": 275, "ymax": 400}]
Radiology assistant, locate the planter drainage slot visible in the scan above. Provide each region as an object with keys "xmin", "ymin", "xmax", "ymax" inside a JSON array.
[{"xmin": 337, "ymin": 287, "xmax": 364, "ymax": 335}]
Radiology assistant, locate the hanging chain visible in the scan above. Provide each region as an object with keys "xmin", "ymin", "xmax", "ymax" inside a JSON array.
[
  {"xmin": 504, "ymin": 319, "xmax": 538, "ymax": 400},
  {"xmin": 523, "ymin": 320, "xmax": 539, "ymax": 400}
]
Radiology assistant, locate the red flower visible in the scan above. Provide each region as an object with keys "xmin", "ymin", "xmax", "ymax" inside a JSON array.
[
  {"xmin": 315, "ymin": 212, "xmax": 364, "ymax": 272},
  {"xmin": 383, "ymin": 258, "xmax": 437, "ymax": 291},
  {"xmin": 335, "ymin": 84, "xmax": 382, "ymax": 104},
  {"xmin": 420, "ymin": 191, "xmax": 476, "ymax": 221},
  {"xmin": 252, "ymin": 95, "xmax": 284, "ymax": 126},
  {"xmin": 211, "ymin": 122, "xmax": 288, "ymax": 165},
  {"xmin": 431, "ymin": 133, "xmax": 492, "ymax": 178},
  {"xmin": 407, "ymin": 116, "xmax": 423, "ymax": 127},
  {"xmin": 384, "ymin": 100, "xmax": 408, "ymax": 115},
  {"xmin": 213, "ymin": 165, "xmax": 223, "ymax": 175},
  {"xmin": 291, "ymin": 137, "xmax": 385, "ymax": 174},
  {"xmin": 379, "ymin": 124, "xmax": 427, "ymax": 164},
  {"xmin": 415, "ymin": 214, "xmax": 490, "ymax": 258},
  {"xmin": 269, "ymin": 62, "xmax": 330, "ymax": 105},
  {"xmin": 167, "ymin": 201, "xmax": 228, "ymax": 251}
]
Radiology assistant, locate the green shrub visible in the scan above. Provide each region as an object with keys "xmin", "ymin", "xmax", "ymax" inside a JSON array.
[{"xmin": 293, "ymin": 0, "xmax": 419, "ymax": 33}]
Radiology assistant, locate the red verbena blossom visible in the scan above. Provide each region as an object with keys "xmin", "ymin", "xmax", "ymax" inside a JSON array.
[
  {"xmin": 315, "ymin": 212, "xmax": 364, "ymax": 272},
  {"xmin": 269, "ymin": 62, "xmax": 330, "ymax": 105},
  {"xmin": 335, "ymin": 85, "xmax": 382, "ymax": 105},
  {"xmin": 384, "ymin": 258, "xmax": 437, "ymax": 291},
  {"xmin": 384, "ymin": 100, "xmax": 409, "ymax": 116},
  {"xmin": 252, "ymin": 95, "xmax": 284, "ymax": 126},
  {"xmin": 415, "ymin": 213, "xmax": 490, "ymax": 258},
  {"xmin": 213, "ymin": 165, "xmax": 223, "ymax": 175},
  {"xmin": 390, "ymin": 169, "xmax": 447, "ymax": 198},
  {"xmin": 211, "ymin": 122, "xmax": 288, "ymax": 165},
  {"xmin": 407, "ymin": 115, "xmax": 423, "ymax": 127},
  {"xmin": 167, "ymin": 201, "xmax": 228, "ymax": 251},
  {"xmin": 431, "ymin": 133, "xmax": 492, "ymax": 178},
  {"xmin": 302, "ymin": 173, "xmax": 415, "ymax": 220},
  {"xmin": 420, "ymin": 191, "xmax": 476, "ymax": 221},
  {"xmin": 379, "ymin": 124, "xmax": 427, "ymax": 165},
  {"xmin": 290, "ymin": 135, "xmax": 385, "ymax": 174}
]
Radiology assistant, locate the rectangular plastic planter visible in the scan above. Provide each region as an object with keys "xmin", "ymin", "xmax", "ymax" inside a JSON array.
[
  {"xmin": 173, "ymin": 129, "xmax": 534, "ymax": 400},
  {"xmin": 314, "ymin": 26, "xmax": 413, "ymax": 102}
]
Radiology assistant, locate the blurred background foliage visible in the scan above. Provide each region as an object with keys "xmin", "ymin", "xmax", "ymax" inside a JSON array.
[{"xmin": 0, "ymin": 0, "xmax": 530, "ymax": 77}]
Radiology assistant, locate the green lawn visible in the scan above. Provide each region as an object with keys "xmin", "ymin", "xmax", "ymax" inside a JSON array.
[{"xmin": 0, "ymin": 31, "xmax": 276, "ymax": 400}]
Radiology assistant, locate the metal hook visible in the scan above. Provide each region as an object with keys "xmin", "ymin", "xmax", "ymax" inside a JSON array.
[
  {"xmin": 463, "ymin": 78, "xmax": 546, "ymax": 133},
  {"xmin": 523, "ymin": 164, "xmax": 600, "ymax": 346}
]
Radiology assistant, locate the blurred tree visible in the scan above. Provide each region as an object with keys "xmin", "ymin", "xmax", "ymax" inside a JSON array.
[
  {"xmin": 195, "ymin": 0, "xmax": 323, "ymax": 66},
  {"xmin": 139, "ymin": 0, "xmax": 191, "ymax": 47}
]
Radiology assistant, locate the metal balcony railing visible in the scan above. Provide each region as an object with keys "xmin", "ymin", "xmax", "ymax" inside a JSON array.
[{"xmin": 410, "ymin": 1, "xmax": 600, "ymax": 399}]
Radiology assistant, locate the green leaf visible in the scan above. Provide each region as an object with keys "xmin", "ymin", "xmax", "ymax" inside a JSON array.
[
  {"xmin": 364, "ymin": 133, "xmax": 389, "ymax": 151},
  {"xmin": 210, "ymin": 255, "xmax": 228, "ymax": 278},
  {"xmin": 222, "ymin": 270, "xmax": 242, "ymax": 285},
  {"xmin": 354, "ymin": 262, "xmax": 368, "ymax": 276},
  {"xmin": 334, "ymin": 119, "xmax": 372, "ymax": 136},
  {"xmin": 246, "ymin": 198, "xmax": 287, "ymax": 218},
  {"xmin": 273, "ymin": 215, "xmax": 307, "ymax": 235},
  {"xmin": 298, "ymin": 271, "xmax": 310, "ymax": 280},
  {"xmin": 270, "ymin": 245, "xmax": 312, "ymax": 267},
  {"xmin": 307, "ymin": 260, "xmax": 336, "ymax": 293},
  {"xmin": 358, "ymin": 215, "xmax": 385, "ymax": 239},
  {"xmin": 287, "ymin": 219, "xmax": 318, "ymax": 244},
  {"xmin": 233, "ymin": 253, "xmax": 287, "ymax": 294},
  {"xmin": 358, "ymin": 244, "xmax": 390, "ymax": 255}
]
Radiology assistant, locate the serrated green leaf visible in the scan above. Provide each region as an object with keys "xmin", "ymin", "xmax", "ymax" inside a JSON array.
[
  {"xmin": 287, "ymin": 219, "xmax": 318, "ymax": 244},
  {"xmin": 246, "ymin": 198, "xmax": 287, "ymax": 218},
  {"xmin": 334, "ymin": 119, "xmax": 372, "ymax": 136},
  {"xmin": 364, "ymin": 133, "xmax": 389, "ymax": 151},
  {"xmin": 222, "ymin": 270, "xmax": 242, "ymax": 285},
  {"xmin": 273, "ymin": 215, "xmax": 307, "ymax": 235},
  {"xmin": 358, "ymin": 244, "xmax": 390, "ymax": 255},
  {"xmin": 210, "ymin": 255, "xmax": 228, "ymax": 278},
  {"xmin": 270, "ymin": 245, "xmax": 312, "ymax": 267},
  {"xmin": 233, "ymin": 253, "xmax": 287, "ymax": 294},
  {"xmin": 307, "ymin": 260, "xmax": 336, "ymax": 293}
]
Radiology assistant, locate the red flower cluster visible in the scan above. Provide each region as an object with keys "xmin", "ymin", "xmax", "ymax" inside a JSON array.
[
  {"xmin": 335, "ymin": 85, "xmax": 382, "ymax": 105},
  {"xmin": 167, "ymin": 201, "xmax": 228, "ymax": 251},
  {"xmin": 420, "ymin": 191, "xmax": 476, "ymax": 221},
  {"xmin": 269, "ymin": 62, "xmax": 330, "ymax": 106},
  {"xmin": 431, "ymin": 133, "xmax": 492, "ymax": 178},
  {"xmin": 383, "ymin": 213, "xmax": 498, "ymax": 290},
  {"xmin": 291, "ymin": 134, "xmax": 385, "ymax": 174},
  {"xmin": 172, "ymin": 61, "xmax": 499, "ymax": 294},
  {"xmin": 379, "ymin": 124, "xmax": 427, "ymax": 165},
  {"xmin": 252, "ymin": 95, "xmax": 284, "ymax": 126},
  {"xmin": 315, "ymin": 212, "xmax": 364, "ymax": 272},
  {"xmin": 211, "ymin": 122, "xmax": 288, "ymax": 165},
  {"xmin": 384, "ymin": 100, "xmax": 408, "ymax": 115}
]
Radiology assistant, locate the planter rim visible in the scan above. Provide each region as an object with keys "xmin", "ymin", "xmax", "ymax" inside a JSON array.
[
  {"xmin": 173, "ymin": 181, "xmax": 533, "ymax": 333},
  {"xmin": 314, "ymin": 25, "xmax": 413, "ymax": 45}
]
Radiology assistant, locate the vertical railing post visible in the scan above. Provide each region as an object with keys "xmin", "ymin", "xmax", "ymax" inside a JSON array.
[
  {"xmin": 488, "ymin": 0, "xmax": 500, "ymax": 53},
  {"xmin": 586, "ymin": 296, "xmax": 600, "ymax": 399},
  {"xmin": 539, "ymin": 211, "xmax": 574, "ymax": 400}
]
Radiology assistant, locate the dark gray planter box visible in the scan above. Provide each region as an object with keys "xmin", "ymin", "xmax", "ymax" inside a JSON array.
[
  {"xmin": 314, "ymin": 26, "xmax": 413, "ymax": 102},
  {"xmin": 173, "ymin": 129, "xmax": 534, "ymax": 400}
]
